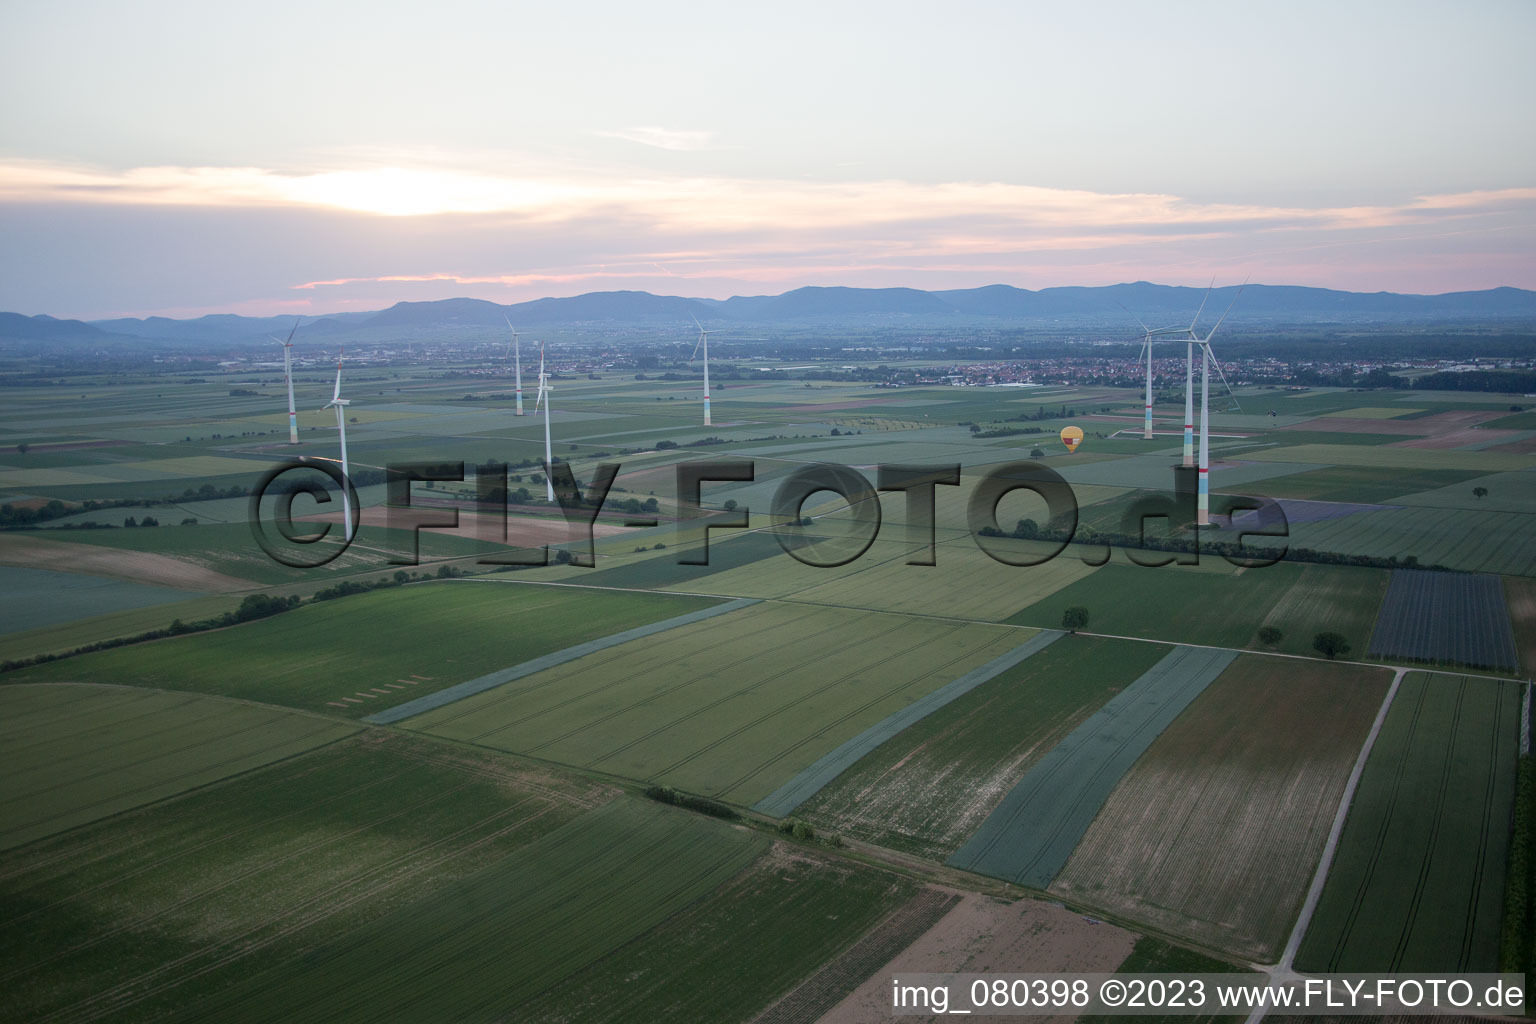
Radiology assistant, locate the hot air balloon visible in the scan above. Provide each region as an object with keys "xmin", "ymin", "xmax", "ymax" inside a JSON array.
[{"xmin": 1060, "ymin": 425, "xmax": 1084, "ymax": 454}]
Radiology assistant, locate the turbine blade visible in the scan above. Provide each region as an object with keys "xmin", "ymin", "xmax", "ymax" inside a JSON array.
[
  {"xmin": 1190, "ymin": 277, "xmax": 1214, "ymax": 331},
  {"xmin": 1120, "ymin": 303, "xmax": 1152, "ymax": 336},
  {"xmin": 1204, "ymin": 277, "xmax": 1249, "ymax": 343},
  {"xmin": 1207, "ymin": 345, "xmax": 1243, "ymax": 412},
  {"xmin": 284, "ymin": 318, "xmax": 299, "ymax": 345},
  {"xmin": 690, "ymin": 335, "xmax": 703, "ymax": 361}
]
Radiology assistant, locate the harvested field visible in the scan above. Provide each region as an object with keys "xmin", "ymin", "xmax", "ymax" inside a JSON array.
[
  {"xmin": 1050, "ymin": 656, "xmax": 1392, "ymax": 961},
  {"xmin": 0, "ymin": 683, "xmax": 358, "ymax": 850},
  {"xmin": 0, "ymin": 532, "xmax": 252, "ymax": 592},
  {"xmin": 1367, "ymin": 570, "xmax": 1520, "ymax": 672},
  {"xmin": 1390, "ymin": 428, "xmax": 1520, "ymax": 450},
  {"xmin": 1507, "ymin": 577, "xmax": 1536, "ymax": 676},
  {"xmin": 1296, "ymin": 674, "xmax": 1520, "ymax": 972},
  {"xmin": 799, "ymin": 636, "xmax": 1165, "ymax": 858},
  {"xmin": 409, "ymin": 601, "xmax": 1028, "ymax": 805},
  {"xmin": 819, "ymin": 894, "xmax": 1138, "ymax": 1024},
  {"xmin": 948, "ymin": 645, "xmax": 1237, "ymax": 888},
  {"xmin": 751, "ymin": 887, "xmax": 960, "ymax": 1024}
]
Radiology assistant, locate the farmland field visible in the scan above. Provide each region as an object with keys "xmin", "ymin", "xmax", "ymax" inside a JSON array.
[
  {"xmin": 0, "ymin": 733, "xmax": 604, "ymax": 1022},
  {"xmin": 408, "ymin": 601, "xmax": 1029, "ymax": 805},
  {"xmin": 948, "ymin": 645, "xmax": 1237, "ymax": 888},
  {"xmin": 1008, "ymin": 560, "xmax": 1386, "ymax": 656},
  {"xmin": 1296, "ymin": 673, "xmax": 1521, "ymax": 972},
  {"xmin": 0, "ymin": 683, "xmax": 357, "ymax": 850},
  {"xmin": 1050, "ymin": 656, "xmax": 1391, "ymax": 961},
  {"xmin": 9, "ymin": 583, "xmax": 720, "ymax": 716},
  {"xmin": 1217, "ymin": 466, "xmax": 1485, "ymax": 504},
  {"xmin": 1367, "ymin": 570, "xmax": 1520, "ymax": 671},
  {"xmin": 0, "ymin": 565, "xmax": 205, "ymax": 636},
  {"xmin": 1284, "ymin": 505, "xmax": 1536, "ymax": 577},
  {"xmin": 1508, "ymin": 577, "xmax": 1536, "ymax": 676},
  {"xmin": 1244, "ymin": 443, "xmax": 1535, "ymax": 472},
  {"xmin": 799, "ymin": 635, "xmax": 1167, "ymax": 857},
  {"xmin": 513, "ymin": 846, "xmax": 922, "ymax": 1024},
  {"xmin": 162, "ymin": 797, "xmax": 768, "ymax": 1023}
]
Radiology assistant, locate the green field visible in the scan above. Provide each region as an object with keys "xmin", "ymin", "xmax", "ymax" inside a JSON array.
[
  {"xmin": 515, "ymin": 845, "xmax": 920, "ymax": 1024},
  {"xmin": 1218, "ymin": 466, "xmax": 1485, "ymax": 504},
  {"xmin": 1285, "ymin": 505, "xmax": 1536, "ymax": 577},
  {"xmin": 0, "ymin": 683, "xmax": 357, "ymax": 850},
  {"xmin": 9, "ymin": 583, "xmax": 719, "ymax": 716},
  {"xmin": 0, "ymin": 733, "xmax": 601, "ymax": 1022},
  {"xmin": 1245, "ymin": 443, "xmax": 1534, "ymax": 472},
  {"xmin": 170, "ymin": 797, "xmax": 767, "ymax": 1023},
  {"xmin": 408, "ymin": 601, "xmax": 1027, "ymax": 804},
  {"xmin": 800, "ymin": 635, "xmax": 1166, "ymax": 857},
  {"xmin": 1297, "ymin": 673, "xmax": 1521, "ymax": 971},
  {"xmin": 1007, "ymin": 560, "xmax": 1387, "ymax": 655}
]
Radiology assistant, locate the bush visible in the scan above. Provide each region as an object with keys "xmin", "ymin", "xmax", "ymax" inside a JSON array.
[
  {"xmin": 1257, "ymin": 626, "xmax": 1282, "ymax": 647},
  {"xmin": 642, "ymin": 786, "xmax": 740, "ymax": 820}
]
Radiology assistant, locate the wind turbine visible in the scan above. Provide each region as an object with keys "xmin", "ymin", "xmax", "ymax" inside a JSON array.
[
  {"xmin": 533, "ymin": 344, "xmax": 554, "ymax": 502},
  {"xmin": 271, "ymin": 319, "xmax": 301, "ymax": 444},
  {"xmin": 504, "ymin": 316, "xmax": 524, "ymax": 416},
  {"xmin": 1191, "ymin": 284, "xmax": 1246, "ymax": 527},
  {"xmin": 1128, "ymin": 312, "xmax": 1192, "ymax": 441},
  {"xmin": 689, "ymin": 315, "xmax": 722, "ymax": 427},
  {"xmin": 323, "ymin": 350, "xmax": 354, "ymax": 541}
]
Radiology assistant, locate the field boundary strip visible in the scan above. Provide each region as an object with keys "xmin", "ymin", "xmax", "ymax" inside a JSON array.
[
  {"xmin": 364, "ymin": 598, "xmax": 760, "ymax": 725},
  {"xmin": 751, "ymin": 630, "xmax": 1064, "ymax": 817},
  {"xmin": 947, "ymin": 645, "xmax": 1237, "ymax": 888}
]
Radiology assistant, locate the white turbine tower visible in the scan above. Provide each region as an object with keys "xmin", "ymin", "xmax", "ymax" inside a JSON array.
[
  {"xmin": 1191, "ymin": 286, "xmax": 1245, "ymax": 527},
  {"xmin": 689, "ymin": 315, "xmax": 722, "ymax": 427},
  {"xmin": 504, "ymin": 316, "xmax": 524, "ymax": 416},
  {"xmin": 533, "ymin": 344, "xmax": 554, "ymax": 502},
  {"xmin": 323, "ymin": 350, "xmax": 354, "ymax": 541},
  {"xmin": 1130, "ymin": 315, "xmax": 1191, "ymax": 441},
  {"xmin": 271, "ymin": 319, "xmax": 301, "ymax": 445}
]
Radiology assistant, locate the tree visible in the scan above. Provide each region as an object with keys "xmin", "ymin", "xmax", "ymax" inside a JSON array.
[
  {"xmin": 969, "ymin": 423, "xmax": 982, "ymax": 434},
  {"xmin": 722, "ymin": 499, "xmax": 738, "ymax": 512},
  {"xmin": 124, "ymin": 516, "xmax": 137, "ymax": 527},
  {"xmin": 1313, "ymin": 631, "xmax": 1351, "ymax": 660},
  {"xmin": 1012, "ymin": 518, "xmax": 1039, "ymax": 540},
  {"xmin": 16, "ymin": 442, "xmax": 28, "ymax": 455},
  {"xmin": 554, "ymin": 548, "xmax": 574, "ymax": 565},
  {"xmin": 1257, "ymin": 626, "xmax": 1283, "ymax": 647},
  {"xmin": 1062, "ymin": 606, "xmax": 1089, "ymax": 633},
  {"xmin": 1030, "ymin": 447, "xmax": 1046, "ymax": 458},
  {"xmin": 1473, "ymin": 486, "xmax": 1489, "ymax": 500}
]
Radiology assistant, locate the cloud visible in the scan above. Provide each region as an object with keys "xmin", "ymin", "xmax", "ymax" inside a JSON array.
[
  {"xmin": 1, "ymin": 157, "xmax": 1531, "ymax": 315},
  {"xmin": 592, "ymin": 126, "xmax": 720, "ymax": 151}
]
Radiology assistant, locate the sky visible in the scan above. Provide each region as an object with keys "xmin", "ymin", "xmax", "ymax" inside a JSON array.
[{"xmin": 1, "ymin": 0, "xmax": 1533, "ymax": 319}]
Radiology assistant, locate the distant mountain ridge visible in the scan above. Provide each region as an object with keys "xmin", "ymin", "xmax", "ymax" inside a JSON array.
[{"xmin": 2, "ymin": 282, "xmax": 1534, "ymax": 342}]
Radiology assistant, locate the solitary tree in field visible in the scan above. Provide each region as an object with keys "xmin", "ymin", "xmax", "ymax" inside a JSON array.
[
  {"xmin": 1313, "ymin": 631, "xmax": 1351, "ymax": 660},
  {"xmin": 1062, "ymin": 606, "xmax": 1089, "ymax": 633},
  {"xmin": 722, "ymin": 499, "xmax": 738, "ymax": 512},
  {"xmin": 1257, "ymin": 626, "xmax": 1283, "ymax": 648},
  {"xmin": 1473, "ymin": 486, "xmax": 1489, "ymax": 500},
  {"xmin": 1030, "ymin": 447, "xmax": 1046, "ymax": 458}
]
